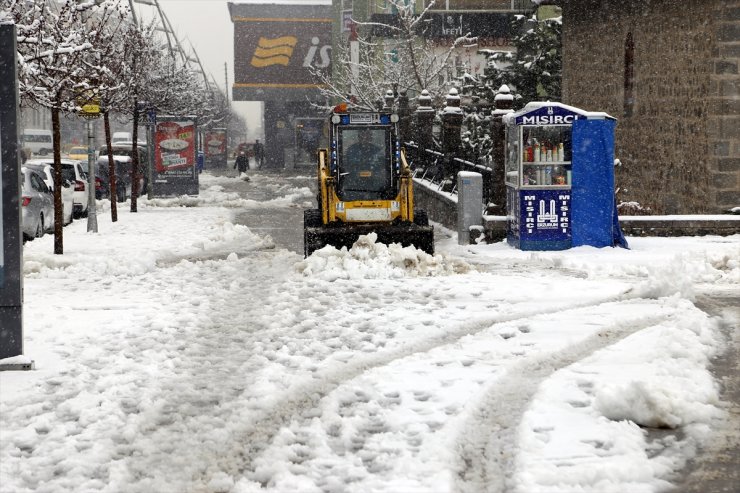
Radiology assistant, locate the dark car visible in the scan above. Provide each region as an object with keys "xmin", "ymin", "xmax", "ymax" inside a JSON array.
[{"xmin": 96, "ymin": 142, "xmax": 148, "ymax": 201}]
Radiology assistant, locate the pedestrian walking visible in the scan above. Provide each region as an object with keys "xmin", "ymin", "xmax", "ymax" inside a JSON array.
[
  {"xmin": 234, "ymin": 150, "xmax": 250, "ymax": 180},
  {"xmin": 254, "ymin": 139, "xmax": 265, "ymax": 169}
]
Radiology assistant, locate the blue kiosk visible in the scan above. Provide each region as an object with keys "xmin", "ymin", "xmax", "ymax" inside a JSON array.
[{"xmin": 504, "ymin": 102, "xmax": 628, "ymax": 250}]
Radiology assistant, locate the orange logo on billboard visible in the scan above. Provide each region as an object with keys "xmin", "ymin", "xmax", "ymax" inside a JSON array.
[{"xmin": 250, "ymin": 36, "xmax": 298, "ymax": 67}]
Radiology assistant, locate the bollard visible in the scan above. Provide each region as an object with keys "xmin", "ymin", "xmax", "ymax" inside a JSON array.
[{"xmin": 457, "ymin": 171, "xmax": 483, "ymax": 245}]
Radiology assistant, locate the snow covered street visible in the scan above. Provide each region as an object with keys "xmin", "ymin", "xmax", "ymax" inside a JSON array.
[{"xmin": 1, "ymin": 171, "xmax": 738, "ymax": 493}]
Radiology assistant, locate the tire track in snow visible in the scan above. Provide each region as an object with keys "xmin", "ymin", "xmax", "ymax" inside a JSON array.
[
  {"xmin": 102, "ymin": 246, "xmax": 652, "ymax": 491},
  {"xmin": 452, "ymin": 312, "xmax": 677, "ymax": 493},
  {"xmin": 182, "ymin": 282, "xmax": 651, "ymax": 485}
]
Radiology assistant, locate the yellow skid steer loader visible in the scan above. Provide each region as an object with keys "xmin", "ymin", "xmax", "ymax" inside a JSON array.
[{"xmin": 304, "ymin": 105, "xmax": 434, "ymax": 257}]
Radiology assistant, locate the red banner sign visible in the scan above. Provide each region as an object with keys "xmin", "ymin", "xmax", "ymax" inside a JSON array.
[{"xmin": 154, "ymin": 120, "xmax": 195, "ymax": 174}]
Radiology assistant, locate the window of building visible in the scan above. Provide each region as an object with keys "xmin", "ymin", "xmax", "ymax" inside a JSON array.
[{"xmin": 624, "ymin": 32, "xmax": 635, "ymax": 117}]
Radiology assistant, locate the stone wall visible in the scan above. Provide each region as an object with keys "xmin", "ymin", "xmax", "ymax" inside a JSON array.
[
  {"xmin": 561, "ymin": 0, "xmax": 739, "ymax": 214},
  {"xmin": 413, "ymin": 179, "xmax": 457, "ymax": 231}
]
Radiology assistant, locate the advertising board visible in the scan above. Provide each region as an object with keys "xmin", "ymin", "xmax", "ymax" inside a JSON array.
[
  {"xmin": 0, "ymin": 23, "xmax": 24, "ymax": 359},
  {"xmin": 204, "ymin": 128, "xmax": 227, "ymax": 168},
  {"xmin": 152, "ymin": 117, "xmax": 199, "ymax": 196},
  {"xmin": 0, "ymin": 121, "xmax": 4, "ymax": 288}
]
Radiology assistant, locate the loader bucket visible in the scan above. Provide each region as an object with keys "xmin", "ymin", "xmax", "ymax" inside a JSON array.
[{"xmin": 304, "ymin": 223, "xmax": 434, "ymax": 257}]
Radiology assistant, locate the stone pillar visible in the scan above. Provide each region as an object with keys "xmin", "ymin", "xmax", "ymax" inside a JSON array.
[
  {"xmin": 383, "ymin": 89, "xmax": 395, "ymax": 111},
  {"xmin": 489, "ymin": 84, "xmax": 514, "ymax": 214},
  {"xmin": 397, "ymin": 90, "xmax": 411, "ymax": 143},
  {"xmin": 414, "ymin": 89, "xmax": 436, "ymax": 168},
  {"xmin": 441, "ymin": 88, "xmax": 464, "ymax": 182}
]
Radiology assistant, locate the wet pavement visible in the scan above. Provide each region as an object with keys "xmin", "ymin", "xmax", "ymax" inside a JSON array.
[
  {"xmin": 670, "ymin": 292, "xmax": 740, "ymax": 493},
  {"xmin": 205, "ymin": 164, "xmax": 314, "ymax": 254}
]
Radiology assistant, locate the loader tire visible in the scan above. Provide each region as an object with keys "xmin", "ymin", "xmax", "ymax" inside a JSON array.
[
  {"xmin": 304, "ymin": 208, "xmax": 322, "ymax": 227},
  {"xmin": 304, "ymin": 209, "xmax": 323, "ymax": 257},
  {"xmin": 413, "ymin": 209, "xmax": 429, "ymax": 227}
]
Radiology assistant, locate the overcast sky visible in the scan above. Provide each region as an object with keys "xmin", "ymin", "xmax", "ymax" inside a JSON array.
[{"xmin": 137, "ymin": 0, "xmax": 263, "ymax": 140}]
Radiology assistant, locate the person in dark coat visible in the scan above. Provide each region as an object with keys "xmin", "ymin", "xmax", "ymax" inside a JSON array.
[
  {"xmin": 253, "ymin": 139, "xmax": 264, "ymax": 169},
  {"xmin": 234, "ymin": 151, "xmax": 249, "ymax": 174}
]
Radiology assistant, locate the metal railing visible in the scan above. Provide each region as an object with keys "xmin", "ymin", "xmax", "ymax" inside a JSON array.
[{"xmin": 405, "ymin": 142, "xmax": 496, "ymax": 207}]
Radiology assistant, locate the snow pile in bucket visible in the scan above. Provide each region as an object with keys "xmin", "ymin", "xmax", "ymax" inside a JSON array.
[{"xmin": 296, "ymin": 232, "xmax": 471, "ymax": 280}]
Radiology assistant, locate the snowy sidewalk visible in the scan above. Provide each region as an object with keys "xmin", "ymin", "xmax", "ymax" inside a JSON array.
[{"xmin": 1, "ymin": 172, "xmax": 738, "ymax": 493}]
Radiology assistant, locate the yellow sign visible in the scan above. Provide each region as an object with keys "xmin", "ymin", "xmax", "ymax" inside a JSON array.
[
  {"xmin": 250, "ymin": 36, "xmax": 298, "ymax": 67},
  {"xmin": 80, "ymin": 103, "xmax": 100, "ymax": 115},
  {"xmin": 77, "ymin": 92, "xmax": 100, "ymax": 117}
]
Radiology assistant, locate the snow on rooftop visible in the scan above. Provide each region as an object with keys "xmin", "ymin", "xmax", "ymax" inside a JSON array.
[{"xmin": 505, "ymin": 101, "xmax": 615, "ymax": 124}]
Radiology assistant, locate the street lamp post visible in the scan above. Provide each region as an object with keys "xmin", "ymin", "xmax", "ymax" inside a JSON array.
[
  {"xmin": 78, "ymin": 93, "xmax": 100, "ymax": 232},
  {"xmin": 86, "ymin": 118, "xmax": 98, "ymax": 232}
]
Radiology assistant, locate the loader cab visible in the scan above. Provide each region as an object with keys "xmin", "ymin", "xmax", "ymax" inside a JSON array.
[{"xmin": 330, "ymin": 110, "xmax": 401, "ymax": 202}]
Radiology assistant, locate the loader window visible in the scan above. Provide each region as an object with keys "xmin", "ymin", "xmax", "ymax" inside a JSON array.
[{"xmin": 337, "ymin": 126, "xmax": 392, "ymax": 201}]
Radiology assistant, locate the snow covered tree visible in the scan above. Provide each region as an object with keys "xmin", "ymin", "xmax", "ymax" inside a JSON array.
[
  {"xmin": 6, "ymin": 0, "xmax": 129, "ymax": 252},
  {"xmin": 459, "ymin": 11, "xmax": 561, "ymax": 166},
  {"xmin": 91, "ymin": 18, "xmax": 159, "ymax": 218},
  {"xmin": 483, "ymin": 13, "xmax": 562, "ymax": 109},
  {"xmin": 313, "ymin": 0, "xmax": 475, "ymax": 111}
]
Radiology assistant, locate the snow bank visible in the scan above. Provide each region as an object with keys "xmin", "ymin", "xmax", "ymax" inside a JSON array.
[{"xmin": 295, "ymin": 233, "xmax": 472, "ymax": 280}]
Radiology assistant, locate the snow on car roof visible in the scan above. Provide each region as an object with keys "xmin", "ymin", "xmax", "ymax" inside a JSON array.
[{"xmin": 25, "ymin": 158, "xmax": 83, "ymax": 165}]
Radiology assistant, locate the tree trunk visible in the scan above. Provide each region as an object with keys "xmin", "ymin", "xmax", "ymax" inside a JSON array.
[
  {"xmin": 51, "ymin": 107, "xmax": 63, "ymax": 255},
  {"xmin": 103, "ymin": 111, "xmax": 117, "ymax": 222},
  {"xmin": 131, "ymin": 103, "xmax": 139, "ymax": 213}
]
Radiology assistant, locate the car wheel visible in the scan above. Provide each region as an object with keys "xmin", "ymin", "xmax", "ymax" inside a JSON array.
[
  {"xmin": 117, "ymin": 185, "xmax": 126, "ymax": 203},
  {"xmin": 36, "ymin": 215, "xmax": 44, "ymax": 238}
]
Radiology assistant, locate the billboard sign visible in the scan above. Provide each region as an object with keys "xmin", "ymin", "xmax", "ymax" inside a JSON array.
[
  {"xmin": 229, "ymin": 2, "xmax": 332, "ymax": 101},
  {"xmin": 204, "ymin": 128, "xmax": 227, "ymax": 167},
  {"xmin": 152, "ymin": 117, "xmax": 199, "ymax": 196}
]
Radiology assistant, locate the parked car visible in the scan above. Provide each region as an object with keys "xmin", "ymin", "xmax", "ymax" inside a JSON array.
[
  {"xmin": 20, "ymin": 166, "xmax": 55, "ymax": 241},
  {"xmin": 97, "ymin": 142, "xmax": 148, "ymax": 200},
  {"xmin": 56, "ymin": 159, "xmax": 89, "ymax": 218},
  {"xmin": 96, "ymin": 156, "xmax": 134, "ymax": 202},
  {"xmin": 23, "ymin": 161, "xmax": 74, "ymax": 226},
  {"xmin": 66, "ymin": 146, "xmax": 89, "ymax": 161}
]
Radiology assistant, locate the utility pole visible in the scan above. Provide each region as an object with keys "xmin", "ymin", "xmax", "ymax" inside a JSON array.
[{"xmin": 225, "ymin": 62, "xmax": 229, "ymax": 107}]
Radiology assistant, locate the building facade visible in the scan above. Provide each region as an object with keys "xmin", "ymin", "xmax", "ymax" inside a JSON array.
[
  {"xmin": 561, "ymin": 0, "xmax": 739, "ymax": 214},
  {"xmin": 228, "ymin": 1, "xmax": 333, "ymax": 168}
]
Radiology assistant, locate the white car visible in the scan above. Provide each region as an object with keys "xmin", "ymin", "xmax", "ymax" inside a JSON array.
[
  {"xmin": 23, "ymin": 161, "xmax": 75, "ymax": 226},
  {"xmin": 26, "ymin": 158, "xmax": 89, "ymax": 218},
  {"xmin": 20, "ymin": 167, "xmax": 55, "ymax": 241}
]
